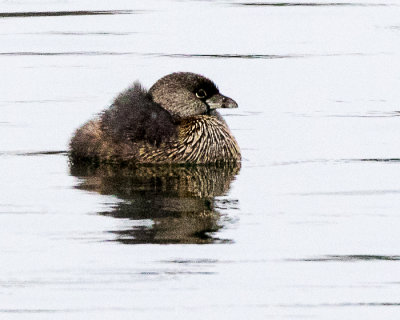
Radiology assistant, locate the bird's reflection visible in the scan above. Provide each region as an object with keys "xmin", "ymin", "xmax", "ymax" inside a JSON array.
[{"xmin": 70, "ymin": 163, "xmax": 240, "ymax": 244}]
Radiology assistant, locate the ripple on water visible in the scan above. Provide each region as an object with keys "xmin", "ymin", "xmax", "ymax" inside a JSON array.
[
  {"xmin": 0, "ymin": 10, "xmax": 138, "ymax": 18},
  {"xmin": 234, "ymin": 2, "xmax": 394, "ymax": 7},
  {"xmin": 291, "ymin": 255, "xmax": 400, "ymax": 262}
]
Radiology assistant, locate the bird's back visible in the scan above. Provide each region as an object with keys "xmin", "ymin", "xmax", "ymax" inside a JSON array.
[{"xmin": 70, "ymin": 83, "xmax": 177, "ymax": 164}]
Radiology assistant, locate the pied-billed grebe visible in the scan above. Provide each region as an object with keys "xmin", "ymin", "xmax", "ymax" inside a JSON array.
[{"xmin": 69, "ymin": 72, "xmax": 241, "ymax": 164}]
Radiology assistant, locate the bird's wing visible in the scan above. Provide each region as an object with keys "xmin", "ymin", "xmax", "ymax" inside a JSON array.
[{"xmin": 101, "ymin": 82, "xmax": 177, "ymax": 146}]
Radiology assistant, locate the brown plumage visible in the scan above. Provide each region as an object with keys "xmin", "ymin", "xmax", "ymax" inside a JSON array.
[{"xmin": 69, "ymin": 72, "xmax": 241, "ymax": 165}]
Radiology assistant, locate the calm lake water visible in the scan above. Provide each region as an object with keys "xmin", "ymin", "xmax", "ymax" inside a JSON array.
[{"xmin": 1, "ymin": 0, "xmax": 400, "ymax": 318}]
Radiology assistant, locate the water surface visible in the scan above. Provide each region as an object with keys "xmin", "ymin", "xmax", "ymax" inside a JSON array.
[{"xmin": 1, "ymin": 0, "xmax": 400, "ymax": 318}]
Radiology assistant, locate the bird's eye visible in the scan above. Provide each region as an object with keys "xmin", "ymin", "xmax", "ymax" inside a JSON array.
[{"xmin": 195, "ymin": 89, "xmax": 207, "ymax": 99}]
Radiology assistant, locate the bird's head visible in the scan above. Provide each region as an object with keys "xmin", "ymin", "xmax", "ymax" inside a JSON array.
[{"xmin": 149, "ymin": 72, "xmax": 238, "ymax": 121}]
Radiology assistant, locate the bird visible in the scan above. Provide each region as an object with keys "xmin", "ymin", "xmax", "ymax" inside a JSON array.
[{"xmin": 69, "ymin": 72, "xmax": 241, "ymax": 165}]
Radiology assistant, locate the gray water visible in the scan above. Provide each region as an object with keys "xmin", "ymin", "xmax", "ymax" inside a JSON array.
[{"xmin": 1, "ymin": 0, "xmax": 400, "ymax": 318}]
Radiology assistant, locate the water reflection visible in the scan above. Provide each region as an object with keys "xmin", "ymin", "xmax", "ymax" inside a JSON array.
[{"xmin": 70, "ymin": 163, "xmax": 240, "ymax": 244}]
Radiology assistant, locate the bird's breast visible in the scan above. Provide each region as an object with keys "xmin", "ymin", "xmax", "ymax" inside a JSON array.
[{"xmin": 177, "ymin": 115, "xmax": 241, "ymax": 163}]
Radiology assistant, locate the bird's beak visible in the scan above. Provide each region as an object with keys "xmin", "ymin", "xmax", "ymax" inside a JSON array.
[{"xmin": 206, "ymin": 93, "xmax": 238, "ymax": 110}]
